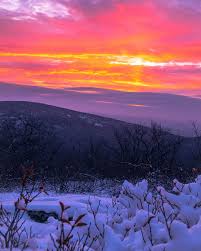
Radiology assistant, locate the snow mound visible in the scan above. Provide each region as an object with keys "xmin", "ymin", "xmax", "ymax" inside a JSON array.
[{"xmin": 2, "ymin": 176, "xmax": 201, "ymax": 250}]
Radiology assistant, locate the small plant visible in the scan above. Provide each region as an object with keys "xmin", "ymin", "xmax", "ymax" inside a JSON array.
[
  {"xmin": 50, "ymin": 201, "xmax": 98, "ymax": 251},
  {"xmin": 0, "ymin": 167, "xmax": 46, "ymax": 250}
]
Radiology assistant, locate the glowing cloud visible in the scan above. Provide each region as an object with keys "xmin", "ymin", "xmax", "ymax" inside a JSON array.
[
  {"xmin": 110, "ymin": 56, "xmax": 201, "ymax": 68},
  {"xmin": 0, "ymin": 0, "xmax": 201, "ymax": 97}
]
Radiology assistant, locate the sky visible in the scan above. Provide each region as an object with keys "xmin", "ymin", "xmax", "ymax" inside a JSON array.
[{"xmin": 0, "ymin": 0, "xmax": 201, "ymax": 97}]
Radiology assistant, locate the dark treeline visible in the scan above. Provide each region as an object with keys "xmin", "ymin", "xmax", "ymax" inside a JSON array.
[{"xmin": 0, "ymin": 114, "xmax": 200, "ymax": 187}]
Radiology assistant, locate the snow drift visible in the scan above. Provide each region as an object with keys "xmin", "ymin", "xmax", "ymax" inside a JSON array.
[{"xmin": 1, "ymin": 176, "xmax": 201, "ymax": 250}]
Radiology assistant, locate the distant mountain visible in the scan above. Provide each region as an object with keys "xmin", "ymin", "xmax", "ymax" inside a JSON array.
[{"xmin": 1, "ymin": 83, "xmax": 201, "ymax": 136}]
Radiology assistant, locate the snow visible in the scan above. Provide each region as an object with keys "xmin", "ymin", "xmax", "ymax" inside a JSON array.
[
  {"xmin": 94, "ymin": 123, "xmax": 103, "ymax": 127},
  {"xmin": 2, "ymin": 176, "xmax": 201, "ymax": 250},
  {"xmin": 79, "ymin": 115, "xmax": 87, "ymax": 120}
]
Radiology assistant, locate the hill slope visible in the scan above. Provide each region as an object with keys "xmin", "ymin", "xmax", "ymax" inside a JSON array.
[
  {"xmin": 0, "ymin": 101, "xmax": 198, "ymax": 183},
  {"xmin": 0, "ymin": 101, "xmax": 143, "ymax": 145}
]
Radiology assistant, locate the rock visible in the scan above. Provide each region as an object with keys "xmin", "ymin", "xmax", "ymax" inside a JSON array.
[{"xmin": 27, "ymin": 210, "xmax": 58, "ymax": 223}]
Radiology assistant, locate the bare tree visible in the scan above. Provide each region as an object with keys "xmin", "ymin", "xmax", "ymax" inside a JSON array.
[
  {"xmin": 111, "ymin": 123, "xmax": 183, "ymax": 181},
  {"xmin": 191, "ymin": 122, "xmax": 201, "ymax": 175},
  {"xmin": 0, "ymin": 114, "xmax": 62, "ymax": 182}
]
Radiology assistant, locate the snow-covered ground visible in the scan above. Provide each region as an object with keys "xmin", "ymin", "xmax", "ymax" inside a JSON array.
[{"xmin": 1, "ymin": 176, "xmax": 201, "ymax": 250}]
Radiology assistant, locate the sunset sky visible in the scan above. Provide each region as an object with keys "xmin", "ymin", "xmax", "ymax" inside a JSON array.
[{"xmin": 0, "ymin": 0, "xmax": 201, "ymax": 97}]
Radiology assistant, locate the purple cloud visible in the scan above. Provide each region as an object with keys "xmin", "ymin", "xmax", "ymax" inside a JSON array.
[
  {"xmin": 0, "ymin": 0, "xmax": 70, "ymax": 20},
  {"xmin": 1, "ymin": 0, "xmax": 201, "ymax": 21}
]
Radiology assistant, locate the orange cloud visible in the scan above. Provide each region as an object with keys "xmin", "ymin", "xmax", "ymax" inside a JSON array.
[{"xmin": 0, "ymin": 1, "xmax": 201, "ymax": 96}]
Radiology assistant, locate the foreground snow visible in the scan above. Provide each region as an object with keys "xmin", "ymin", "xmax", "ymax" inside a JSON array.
[{"xmin": 1, "ymin": 176, "xmax": 201, "ymax": 250}]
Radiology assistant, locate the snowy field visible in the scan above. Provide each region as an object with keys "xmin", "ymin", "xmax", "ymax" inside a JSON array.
[{"xmin": 1, "ymin": 177, "xmax": 201, "ymax": 250}]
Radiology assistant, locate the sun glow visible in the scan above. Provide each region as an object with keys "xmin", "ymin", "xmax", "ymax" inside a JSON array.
[{"xmin": 0, "ymin": 51, "xmax": 201, "ymax": 95}]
